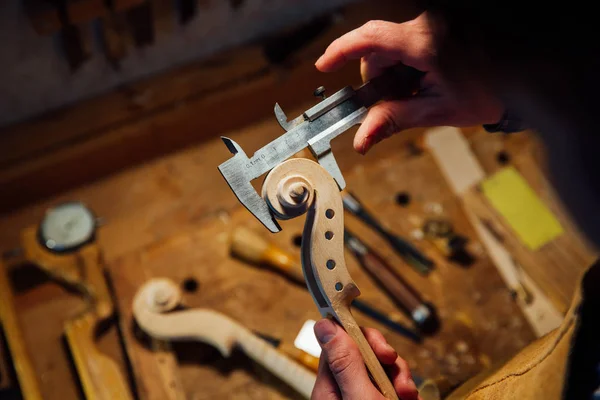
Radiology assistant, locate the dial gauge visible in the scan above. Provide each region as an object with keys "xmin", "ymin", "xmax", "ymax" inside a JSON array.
[{"xmin": 39, "ymin": 202, "xmax": 96, "ymax": 252}]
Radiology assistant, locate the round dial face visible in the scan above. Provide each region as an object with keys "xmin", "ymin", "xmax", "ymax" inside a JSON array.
[{"xmin": 39, "ymin": 202, "xmax": 96, "ymax": 252}]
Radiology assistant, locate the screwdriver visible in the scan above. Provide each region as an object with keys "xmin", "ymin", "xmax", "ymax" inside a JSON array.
[
  {"xmin": 344, "ymin": 229, "xmax": 439, "ymax": 334},
  {"xmin": 342, "ymin": 192, "xmax": 434, "ymax": 275},
  {"xmin": 230, "ymin": 227, "xmax": 421, "ymax": 342}
]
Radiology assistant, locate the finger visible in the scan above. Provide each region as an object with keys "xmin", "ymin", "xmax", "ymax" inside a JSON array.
[
  {"xmin": 362, "ymin": 327, "xmax": 419, "ymax": 400},
  {"xmin": 311, "ymin": 356, "xmax": 341, "ymax": 400},
  {"xmin": 354, "ymin": 96, "xmax": 442, "ymax": 154},
  {"xmin": 360, "ymin": 53, "xmax": 399, "ymax": 82},
  {"xmin": 388, "ymin": 356, "xmax": 420, "ymax": 400},
  {"xmin": 316, "ymin": 19, "xmax": 431, "ymax": 72},
  {"xmin": 361, "ymin": 327, "xmax": 398, "ymax": 365},
  {"xmin": 314, "ymin": 319, "xmax": 379, "ymax": 399}
]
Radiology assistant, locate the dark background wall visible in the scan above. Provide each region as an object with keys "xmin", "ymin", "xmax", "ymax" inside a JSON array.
[{"xmin": 0, "ymin": 0, "xmax": 356, "ymax": 128}]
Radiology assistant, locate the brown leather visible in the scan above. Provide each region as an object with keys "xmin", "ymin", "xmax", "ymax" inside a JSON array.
[{"xmin": 446, "ymin": 289, "xmax": 581, "ymax": 399}]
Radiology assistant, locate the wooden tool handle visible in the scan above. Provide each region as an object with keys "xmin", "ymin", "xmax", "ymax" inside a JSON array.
[
  {"xmin": 279, "ymin": 342, "xmax": 320, "ymax": 372},
  {"xmin": 238, "ymin": 331, "xmax": 316, "ymax": 399},
  {"xmin": 231, "ymin": 226, "xmax": 305, "ymax": 284},
  {"xmin": 336, "ymin": 306, "xmax": 398, "ymax": 399},
  {"xmin": 360, "ymin": 251, "xmax": 423, "ymax": 314}
]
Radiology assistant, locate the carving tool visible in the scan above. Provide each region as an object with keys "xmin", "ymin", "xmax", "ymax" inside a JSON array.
[
  {"xmin": 230, "ymin": 226, "xmax": 421, "ymax": 342},
  {"xmin": 343, "ymin": 192, "xmax": 434, "ymax": 275},
  {"xmin": 344, "ymin": 229, "xmax": 439, "ymax": 334},
  {"xmin": 220, "ymin": 65, "xmax": 424, "ymax": 399},
  {"xmin": 133, "ymin": 279, "xmax": 316, "ymax": 398}
]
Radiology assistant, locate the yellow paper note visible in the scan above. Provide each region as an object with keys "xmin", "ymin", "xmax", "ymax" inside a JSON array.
[{"xmin": 481, "ymin": 166, "xmax": 563, "ymax": 250}]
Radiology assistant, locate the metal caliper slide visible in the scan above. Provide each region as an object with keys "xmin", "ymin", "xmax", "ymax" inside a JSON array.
[{"xmin": 218, "ymin": 64, "xmax": 424, "ymax": 232}]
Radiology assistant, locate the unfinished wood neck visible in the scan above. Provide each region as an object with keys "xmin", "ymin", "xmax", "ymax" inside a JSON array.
[{"xmin": 262, "ymin": 158, "xmax": 398, "ymax": 400}]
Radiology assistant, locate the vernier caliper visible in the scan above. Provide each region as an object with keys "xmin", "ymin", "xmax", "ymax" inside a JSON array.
[{"xmin": 218, "ymin": 64, "xmax": 424, "ymax": 232}]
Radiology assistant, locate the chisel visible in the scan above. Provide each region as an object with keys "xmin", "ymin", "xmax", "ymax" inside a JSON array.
[
  {"xmin": 344, "ymin": 229, "xmax": 439, "ymax": 334},
  {"xmin": 343, "ymin": 191, "xmax": 434, "ymax": 275}
]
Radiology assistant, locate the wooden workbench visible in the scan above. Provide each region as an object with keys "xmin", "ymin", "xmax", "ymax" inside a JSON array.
[
  {"xmin": 1, "ymin": 1, "xmax": 588, "ymax": 398},
  {"xmin": 0, "ymin": 113, "xmax": 542, "ymax": 398}
]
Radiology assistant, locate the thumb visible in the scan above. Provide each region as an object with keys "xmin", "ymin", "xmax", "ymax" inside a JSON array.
[{"xmin": 314, "ymin": 319, "xmax": 379, "ymax": 399}]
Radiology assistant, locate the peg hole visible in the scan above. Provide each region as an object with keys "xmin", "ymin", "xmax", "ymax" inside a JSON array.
[
  {"xmin": 395, "ymin": 192, "xmax": 411, "ymax": 207},
  {"xmin": 292, "ymin": 234, "xmax": 302, "ymax": 247},
  {"xmin": 325, "ymin": 209, "xmax": 335, "ymax": 219},
  {"xmin": 325, "ymin": 231, "xmax": 334, "ymax": 240},
  {"xmin": 326, "ymin": 260, "xmax": 336, "ymax": 270},
  {"xmin": 182, "ymin": 277, "xmax": 199, "ymax": 293},
  {"xmin": 496, "ymin": 151, "xmax": 511, "ymax": 165},
  {"xmin": 335, "ymin": 282, "xmax": 343, "ymax": 291}
]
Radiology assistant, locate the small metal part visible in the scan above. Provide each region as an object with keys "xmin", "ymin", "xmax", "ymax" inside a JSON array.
[
  {"xmin": 303, "ymin": 86, "xmax": 354, "ymax": 122},
  {"xmin": 313, "ymin": 86, "xmax": 326, "ymax": 99}
]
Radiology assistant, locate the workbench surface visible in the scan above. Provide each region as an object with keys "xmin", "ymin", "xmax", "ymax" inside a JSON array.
[
  {"xmin": 1, "ymin": 1, "xmax": 584, "ymax": 397},
  {"xmin": 0, "ymin": 111, "xmax": 543, "ymax": 398}
]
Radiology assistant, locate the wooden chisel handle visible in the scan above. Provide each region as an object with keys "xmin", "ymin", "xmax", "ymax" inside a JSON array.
[
  {"xmin": 230, "ymin": 226, "xmax": 305, "ymax": 283},
  {"xmin": 279, "ymin": 342, "xmax": 320, "ymax": 373}
]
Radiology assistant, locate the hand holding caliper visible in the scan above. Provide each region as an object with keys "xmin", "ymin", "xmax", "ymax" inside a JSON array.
[
  {"xmin": 218, "ymin": 64, "xmax": 423, "ymax": 232},
  {"xmin": 218, "ymin": 64, "xmax": 423, "ymax": 399}
]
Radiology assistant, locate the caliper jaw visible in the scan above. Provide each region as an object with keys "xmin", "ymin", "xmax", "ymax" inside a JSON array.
[
  {"xmin": 218, "ymin": 137, "xmax": 282, "ymax": 233},
  {"xmin": 307, "ymin": 107, "xmax": 369, "ymax": 190}
]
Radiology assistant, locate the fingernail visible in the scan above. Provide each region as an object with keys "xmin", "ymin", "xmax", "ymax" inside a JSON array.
[
  {"xmin": 361, "ymin": 136, "xmax": 373, "ymax": 155},
  {"xmin": 403, "ymin": 375, "xmax": 417, "ymax": 389},
  {"xmin": 314, "ymin": 319, "xmax": 337, "ymax": 344},
  {"xmin": 315, "ymin": 55, "xmax": 324, "ymax": 66},
  {"xmin": 385, "ymin": 343, "xmax": 397, "ymax": 356}
]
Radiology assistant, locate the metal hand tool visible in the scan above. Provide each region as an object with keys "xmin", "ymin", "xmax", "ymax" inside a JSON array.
[
  {"xmin": 344, "ymin": 229, "xmax": 439, "ymax": 334},
  {"xmin": 343, "ymin": 191, "xmax": 434, "ymax": 274},
  {"xmin": 218, "ymin": 64, "xmax": 424, "ymax": 233}
]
